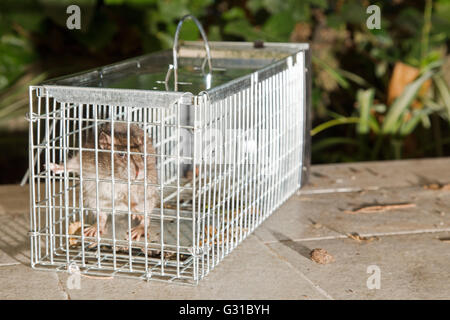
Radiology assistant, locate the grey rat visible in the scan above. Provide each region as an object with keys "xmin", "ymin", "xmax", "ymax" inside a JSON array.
[{"xmin": 48, "ymin": 122, "xmax": 159, "ymax": 243}]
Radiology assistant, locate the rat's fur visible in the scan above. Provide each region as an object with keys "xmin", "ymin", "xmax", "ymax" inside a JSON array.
[{"xmin": 49, "ymin": 122, "xmax": 158, "ymax": 243}]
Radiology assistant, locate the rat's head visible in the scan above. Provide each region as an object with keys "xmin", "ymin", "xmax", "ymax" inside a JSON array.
[{"xmin": 98, "ymin": 123, "xmax": 148, "ymax": 179}]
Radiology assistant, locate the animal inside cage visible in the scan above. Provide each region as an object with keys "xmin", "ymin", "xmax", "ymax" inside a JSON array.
[{"xmin": 27, "ymin": 17, "xmax": 311, "ymax": 284}]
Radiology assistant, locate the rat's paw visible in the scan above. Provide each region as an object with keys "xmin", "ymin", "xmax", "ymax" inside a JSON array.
[
  {"xmin": 132, "ymin": 214, "xmax": 149, "ymax": 223},
  {"xmin": 47, "ymin": 163, "xmax": 64, "ymax": 174},
  {"xmin": 127, "ymin": 224, "xmax": 146, "ymax": 242},
  {"xmin": 84, "ymin": 224, "xmax": 106, "ymax": 238}
]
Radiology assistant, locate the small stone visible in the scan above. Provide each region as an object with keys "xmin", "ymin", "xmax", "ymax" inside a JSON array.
[
  {"xmin": 424, "ymin": 183, "xmax": 441, "ymax": 190},
  {"xmin": 312, "ymin": 222, "xmax": 322, "ymax": 229},
  {"xmin": 310, "ymin": 248, "xmax": 335, "ymax": 264}
]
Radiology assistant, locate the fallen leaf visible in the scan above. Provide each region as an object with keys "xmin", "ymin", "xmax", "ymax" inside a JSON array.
[
  {"xmin": 68, "ymin": 221, "xmax": 82, "ymax": 246},
  {"xmin": 347, "ymin": 232, "xmax": 379, "ymax": 243},
  {"xmin": 424, "ymin": 183, "xmax": 441, "ymax": 190},
  {"xmin": 387, "ymin": 62, "xmax": 430, "ymax": 108},
  {"xmin": 424, "ymin": 183, "xmax": 450, "ymax": 190},
  {"xmin": 344, "ymin": 203, "xmax": 416, "ymax": 214},
  {"xmin": 310, "ymin": 248, "xmax": 335, "ymax": 264}
]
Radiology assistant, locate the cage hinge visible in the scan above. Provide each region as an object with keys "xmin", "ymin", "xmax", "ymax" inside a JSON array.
[
  {"xmin": 28, "ymin": 231, "xmax": 39, "ymax": 237},
  {"xmin": 25, "ymin": 112, "xmax": 38, "ymax": 122},
  {"xmin": 67, "ymin": 262, "xmax": 80, "ymax": 274},
  {"xmin": 179, "ymin": 94, "xmax": 195, "ymax": 106},
  {"xmin": 189, "ymin": 246, "xmax": 207, "ymax": 258}
]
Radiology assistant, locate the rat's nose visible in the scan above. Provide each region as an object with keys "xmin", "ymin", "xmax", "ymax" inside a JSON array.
[{"xmin": 130, "ymin": 156, "xmax": 140, "ymax": 180}]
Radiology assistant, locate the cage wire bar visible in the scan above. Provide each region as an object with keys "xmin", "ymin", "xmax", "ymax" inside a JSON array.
[{"xmin": 27, "ymin": 40, "xmax": 311, "ymax": 285}]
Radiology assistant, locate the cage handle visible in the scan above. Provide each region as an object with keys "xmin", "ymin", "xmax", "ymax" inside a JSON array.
[{"xmin": 169, "ymin": 14, "xmax": 213, "ymax": 91}]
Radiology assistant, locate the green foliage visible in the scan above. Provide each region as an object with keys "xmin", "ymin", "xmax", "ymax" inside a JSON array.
[
  {"xmin": 0, "ymin": 12, "xmax": 36, "ymax": 91},
  {"xmin": 0, "ymin": 0, "xmax": 449, "ymax": 163},
  {"xmin": 356, "ymin": 88, "xmax": 375, "ymax": 134}
]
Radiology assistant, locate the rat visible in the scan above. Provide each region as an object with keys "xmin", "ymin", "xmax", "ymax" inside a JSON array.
[{"xmin": 48, "ymin": 122, "xmax": 159, "ymax": 243}]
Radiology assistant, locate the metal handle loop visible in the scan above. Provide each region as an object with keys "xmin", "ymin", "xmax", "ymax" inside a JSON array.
[{"xmin": 171, "ymin": 14, "xmax": 213, "ymax": 91}]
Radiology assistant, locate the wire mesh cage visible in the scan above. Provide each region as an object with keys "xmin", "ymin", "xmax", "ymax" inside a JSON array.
[{"xmin": 27, "ymin": 16, "xmax": 311, "ymax": 284}]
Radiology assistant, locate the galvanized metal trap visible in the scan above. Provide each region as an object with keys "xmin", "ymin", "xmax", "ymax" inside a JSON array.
[{"xmin": 27, "ymin": 15, "xmax": 311, "ymax": 284}]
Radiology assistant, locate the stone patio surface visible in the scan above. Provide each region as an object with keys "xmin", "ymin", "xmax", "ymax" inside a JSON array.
[{"xmin": 0, "ymin": 158, "xmax": 449, "ymax": 299}]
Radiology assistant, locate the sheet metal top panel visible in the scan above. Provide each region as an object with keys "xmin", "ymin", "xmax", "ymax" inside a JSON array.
[{"xmin": 40, "ymin": 41, "xmax": 308, "ymax": 107}]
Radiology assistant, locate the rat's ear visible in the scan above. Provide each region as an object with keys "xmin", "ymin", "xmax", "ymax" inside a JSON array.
[
  {"xmin": 137, "ymin": 133, "xmax": 144, "ymax": 146},
  {"xmin": 99, "ymin": 131, "xmax": 112, "ymax": 149},
  {"xmin": 130, "ymin": 124, "xmax": 144, "ymax": 145}
]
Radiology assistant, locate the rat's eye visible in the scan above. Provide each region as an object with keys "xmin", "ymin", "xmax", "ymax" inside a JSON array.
[{"xmin": 118, "ymin": 153, "xmax": 126, "ymax": 158}]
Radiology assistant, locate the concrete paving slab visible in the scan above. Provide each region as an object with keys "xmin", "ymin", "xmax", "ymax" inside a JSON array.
[
  {"xmin": 0, "ymin": 184, "xmax": 29, "ymax": 216},
  {"xmin": 305, "ymin": 158, "xmax": 450, "ymax": 192},
  {"xmin": 0, "ymin": 250, "xmax": 19, "ymax": 266},
  {"xmin": 0, "ymin": 264, "xmax": 67, "ymax": 299},
  {"xmin": 1, "ymin": 159, "xmax": 450, "ymax": 300},
  {"xmin": 57, "ymin": 235, "xmax": 326, "ymax": 300},
  {"xmin": 265, "ymin": 231, "xmax": 450, "ymax": 299},
  {"xmin": 253, "ymin": 195, "xmax": 342, "ymax": 242},
  {"xmin": 256, "ymin": 186, "xmax": 450, "ymax": 243},
  {"xmin": 0, "ymin": 214, "xmax": 30, "ymax": 265}
]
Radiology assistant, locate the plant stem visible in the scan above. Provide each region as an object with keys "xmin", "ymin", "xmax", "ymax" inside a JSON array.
[
  {"xmin": 391, "ymin": 138, "xmax": 403, "ymax": 160},
  {"xmin": 431, "ymin": 113, "xmax": 443, "ymax": 156},
  {"xmin": 371, "ymin": 135, "xmax": 384, "ymax": 160},
  {"xmin": 311, "ymin": 117, "xmax": 360, "ymax": 136},
  {"xmin": 421, "ymin": 0, "xmax": 433, "ymax": 66}
]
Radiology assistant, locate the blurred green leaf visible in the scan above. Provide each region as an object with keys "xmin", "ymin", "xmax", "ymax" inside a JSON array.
[
  {"xmin": 356, "ymin": 88, "xmax": 374, "ymax": 134},
  {"xmin": 312, "ymin": 137, "xmax": 358, "ymax": 153},
  {"xmin": 399, "ymin": 109, "xmax": 433, "ymax": 136},
  {"xmin": 0, "ymin": 72, "xmax": 47, "ymax": 122},
  {"xmin": 207, "ymin": 25, "xmax": 221, "ymax": 41},
  {"xmin": 223, "ymin": 7, "xmax": 246, "ymax": 20},
  {"xmin": 433, "ymin": 74, "xmax": 450, "ymax": 119},
  {"xmin": 311, "ymin": 117, "xmax": 360, "ymax": 136},
  {"xmin": 312, "ymin": 56, "xmax": 350, "ymax": 89},
  {"xmin": 157, "ymin": 0, "xmax": 190, "ymax": 24},
  {"xmin": 224, "ymin": 19, "xmax": 265, "ymax": 41},
  {"xmin": 262, "ymin": 11, "xmax": 295, "ymax": 41},
  {"xmin": 247, "ymin": 0, "xmax": 264, "ymax": 14},
  {"xmin": 8, "ymin": 12, "xmax": 45, "ymax": 32},
  {"xmin": 339, "ymin": 1, "xmax": 366, "ymax": 25},
  {"xmin": 368, "ymin": 115, "xmax": 380, "ymax": 134},
  {"xmin": 156, "ymin": 31, "xmax": 175, "ymax": 49},
  {"xmin": 0, "ymin": 34, "xmax": 35, "ymax": 91},
  {"xmin": 396, "ymin": 7, "xmax": 423, "ymax": 34},
  {"xmin": 167, "ymin": 19, "xmax": 200, "ymax": 41},
  {"xmin": 382, "ymin": 69, "xmax": 435, "ymax": 134}
]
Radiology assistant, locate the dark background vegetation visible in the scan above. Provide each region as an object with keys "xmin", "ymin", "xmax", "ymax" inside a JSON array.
[{"xmin": 0, "ymin": 0, "xmax": 449, "ymax": 183}]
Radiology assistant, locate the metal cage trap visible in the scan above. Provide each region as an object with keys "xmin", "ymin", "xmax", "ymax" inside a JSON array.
[{"xmin": 26, "ymin": 15, "xmax": 311, "ymax": 284}]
